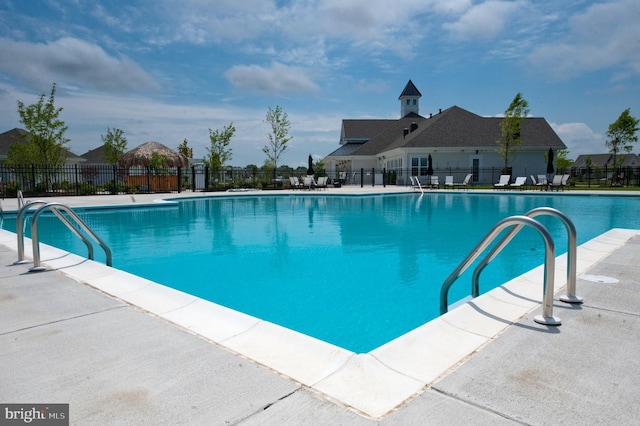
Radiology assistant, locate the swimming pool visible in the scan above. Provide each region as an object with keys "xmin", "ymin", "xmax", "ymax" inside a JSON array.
[{"xmin": 5, "ymin": 192, "xmax": 640, "ymax": 352}]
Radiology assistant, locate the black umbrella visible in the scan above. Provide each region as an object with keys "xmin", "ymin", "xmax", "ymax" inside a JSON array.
[
  {"xmin": 546, "ymin": 148, "xmax": 555, "ymax": 175},
  {"xmin": 307, "ymin": 154, "xmax": 315, "ymax": 175},
  {"xmin": 427, "ymin": 154, "xmax": 434, "ymax": 176}
]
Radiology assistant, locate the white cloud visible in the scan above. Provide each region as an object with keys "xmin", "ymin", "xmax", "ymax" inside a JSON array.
[
  {"xmin": 443, "ymin": 0, "xmax": 525, "ymax": 39},
  {"xmin": 0, "ymin": 37, "xmax": 160, "ymax": 92},
  {"xmin": 528, "ymin": 0, "xmax": 640, "ymax": 79},
  {"xmin": 224, "ymin": 62, "xmax": 320, "ymax": 95},
  {"xmin": 550, "ymin": 122, "xmax": 605, "ymax": 158}
]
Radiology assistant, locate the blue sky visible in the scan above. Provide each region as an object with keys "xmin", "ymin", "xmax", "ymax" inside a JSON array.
[{"xmin": 1, "ymin": 0, "xmax": 638, "ymax": 168}]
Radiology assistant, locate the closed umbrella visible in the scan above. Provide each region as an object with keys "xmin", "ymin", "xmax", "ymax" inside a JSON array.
[
  {"xmin": 546, "ymin": 148, "xmax": 555, "ymax": 175},
  {"xmin": 427, "ymin": 154, "xmax": 434, "ymax": 184},
  {"xmin": 307, "ymin": 154, "xmax": 315, "ymax": 175}
]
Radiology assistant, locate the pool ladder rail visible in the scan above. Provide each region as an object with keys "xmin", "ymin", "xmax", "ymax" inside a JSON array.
[
  {"xmin": 15, "ymin": 201, "xmax": 113, "ymax": 272},
  {"xmin": 440, "ymin": 207, "xmax": 583, "ymax": 326}
]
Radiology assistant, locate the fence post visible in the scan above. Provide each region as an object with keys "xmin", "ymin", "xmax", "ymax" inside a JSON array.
[
  {"xmin": 383, "ymin": 167, "xmax": 386, "ymax": 187},
  {"xmin": 360, "ymin": 168, "xmax": 364, "ymax": 188},
  {"xmin": 177, "ymin": 167, "xmax": 182, "ymax": 193},
  {"xmin": 30, "ymin": 164, "xmax": 36, "ymax": 193},
  {"xmin": 191, "ymin": 166, "xmax": 196, "ymax": 192},
  {"xmin": 74, "ymin": 164, "xmax": 79, "ymax": 196},
  {"xmin": 204, "ymin": 166, "xmax": 209, "ymax": 192}
]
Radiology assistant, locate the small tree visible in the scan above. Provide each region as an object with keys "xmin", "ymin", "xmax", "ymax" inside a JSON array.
[
  {"xmin": 13, "ymin": 82, "xmax": 69, "ymax": 167},
  {"xmin": 101, "ymin": 127, "xmax": 128, "ymax": 165},
  {"xmin": 606, "ymin": 108, "xmax": 639, "ymax": 181},
  {"xmin": 148, "ymin": 152, "xmax": 168, "ymax": 175},
  {"xmin": 555, "ymin": 149, "xmax": 573, "ymax": 174},
  {"xmin": 178, "ymin": 138, "xmax": 193, "ymax": 158},
  {"xmin": 207, "ymin": 123, "xmax": 235, "ymax": 185},
  {"xmin": 263, "ymin": 105, "xmax": 292, "ymax": 178},
  {"xmin": 496, "ymin": 93, "xmax": 530, "ymax": 173}
]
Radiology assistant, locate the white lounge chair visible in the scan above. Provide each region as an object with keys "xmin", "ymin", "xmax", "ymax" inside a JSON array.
[
  {"xmin": 511, "ymin": 176, "xmax": 527, "ymax": 189},
  {"xmin": 303, "ymin": 176, "xmax": 316, "ymax": 189},
  {"xmin": 289, "ymin": 176, "xmax": 303, "ymax": 189},
  {"xmin": 445, "ymin": 176, "xmax": 454, "ymax": 188},
  {"xmin": 456, "ymin": 173, "xmax": 473, "ymax": 189},
  {"xmin": 494, "ymin": 174, "xmax": 511, "ymax": 189},
  {"xmin": 429, "ymin": 176, "xmax": 439, "ymax": 189},
  {"xmin": 530, "ymin": 175, "xmax": 545, "ymax": 190},
  {"xmin": 316, "ymin": 176, "xmax": 328, "ymax": 189},
  {"xmin": 550, "ymin": 174, "xmax": 564, "ymax": 191}
]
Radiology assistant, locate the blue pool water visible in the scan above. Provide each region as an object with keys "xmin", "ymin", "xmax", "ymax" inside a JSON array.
[{"xmin": 4, "ymin": 193, "xmax": 640, "ymax": 352}]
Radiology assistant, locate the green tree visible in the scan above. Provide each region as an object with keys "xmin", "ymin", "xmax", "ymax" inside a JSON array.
[
  {"xmin": 101, "ymin": 127, "xmax": 128, "ymax": 165},
  {"xmin": 178, "ymin": 138, "xmax": 193, "ymax": 158},
  {"xmin": 496, "ymin": 93, "xmax": 530, "ymax": 173},
  {"xmin": 606, "ymin": 108, "xmax": 639, "ymax": 175},
  {"xmin": 12, "ymin": 82, "xmax": 69, "ymax": 167},
  {"xmin": 555, "ymin": 149, "xmax": 573, "ymax": 174},
  {"xmin": 148, "ymin": 152, "xmax": 168, "ymax": 175},
  {"xmin": 263, "ymin": 105, "xmax": 292, "ymax": 178},
  {"xmin": 206, "ymin": 123, "xmax": 235, "ymax": 180}
]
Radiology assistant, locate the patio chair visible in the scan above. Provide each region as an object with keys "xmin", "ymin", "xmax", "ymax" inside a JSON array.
[
  {"xmin": 303, "ymin": 176, "xmax": 316, "ymax": 190},
  {"xmin": 452, "ymin": 173, "xmax": 473, "ymax": 190},
  {"xmin": 550, "ymin": 174, "xmax": 564, "ymax": 191},
  {"xmin": 429, "ymin": 176, "xmax": 440, "ymax": 189},
  {"xmin": 494, "ymin": 174, "xmax": 511, "ymax": 189},
  {"xmin": 289, "ymin": 176, "xmax": 303, "ymax": 189},
  {"xmin": 530, "ymin": 175, "xmax": 545, "ymax": 190},
  {"xmin": 445, "ymin": 176, "xmax": 455, "ymax": 188},
  {"xmin": 511, "ymin": 176, "xmax": 527, "ymax": 189},
  {"xmin": 316, "ymin": 176, "xmax": 328, "ymax": 189}
]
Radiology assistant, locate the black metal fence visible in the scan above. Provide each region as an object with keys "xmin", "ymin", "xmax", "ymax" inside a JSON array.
[{"xmin": 1, "ymin": 164, "xmax": 639, "ymax": 198}]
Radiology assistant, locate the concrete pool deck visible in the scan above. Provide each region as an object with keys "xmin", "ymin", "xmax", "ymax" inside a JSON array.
[{"xmin": 1, "ymin": 189, "xmax": 640, "ymax": 424}]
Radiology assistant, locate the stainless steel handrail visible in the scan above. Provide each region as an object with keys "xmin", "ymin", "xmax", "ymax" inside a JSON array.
[
  {"xmin": 16, "ymin": 201, "xmax": 48, "ymax": 263},
  {"xmin": 472, "ymin": 207, "xmax": 583, "ymax": 304},
  {"xmin": 27, "ymin": 202, "xmax": 112, "ymax": 270},
  {"xmin": 440, "ymin": 215, "xmax": 560, "ymax": 325},
  {"xmin": 17, "ymin": 190, "xmax": 25, "ymax": 209}
]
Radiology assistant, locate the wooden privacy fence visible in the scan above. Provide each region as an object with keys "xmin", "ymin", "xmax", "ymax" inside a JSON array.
[{"xmin": 125, "ymin": 174, "xmax": 179, "ymax": 192}]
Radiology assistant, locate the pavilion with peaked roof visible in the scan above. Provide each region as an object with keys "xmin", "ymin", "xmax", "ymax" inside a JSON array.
[{"xmin": 323, "ymin": 81, "xmax": 566, "ymax": 185}]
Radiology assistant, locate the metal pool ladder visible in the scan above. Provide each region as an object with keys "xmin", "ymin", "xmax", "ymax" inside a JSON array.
[
  {"xmin": 439, "ymin": 207, "xmax": 583, "ymax": 326},
  {"xmin": 15, "ymin": 201, "xmax": 112, "ymax": 271}
]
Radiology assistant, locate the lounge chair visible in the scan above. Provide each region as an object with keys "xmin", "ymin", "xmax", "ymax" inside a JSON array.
[
  {"xmin": 530, "ymin": 175, "xmax": 545, "ymax": 190},
  {"xmin": 494, "ymin": 174, "xmax": 511, "ymax": 189},
  {"xmin": 450, "ymin": 173, "xmax": 473, "ymax": 190},
  {"xmin": 550, "ymin": 174, "xmax": 564, "ymax": 191},
  {"xmin": 445, "ymin": 176, "xmax": 455, "ymax": 188},
  {"xmin": 511, "ymin": 176, "xmax": 527, "ymax": 189},
  {"xmin": 456, "ymin": 173, "xmax": 473, "ymax": 190},
  {"xmin": 303, "ymin": 176, "xmax": 316, "ymax": 189},
  {"xmin": 429, "ymin": 176, "xmax": 439, "ymax": 189},
  {"xmin": 289, "ymin": 176, "xmax": 303, "ymax": 189},
  {"xmin": 316, "ymin": 176, "xmax": 328, "ymax": 189}
]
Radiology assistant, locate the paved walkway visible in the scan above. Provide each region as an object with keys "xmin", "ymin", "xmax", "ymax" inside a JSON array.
[{"xmin": 1, "ymin": 191, "xmax": 640, "ymax": 424}]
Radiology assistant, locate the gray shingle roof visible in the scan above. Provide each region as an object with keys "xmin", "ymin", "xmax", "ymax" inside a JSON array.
[
  {"xmin": 0, "ymin": 128, "xmax": 29, "ymax": 156},
  {"xmin": 80, "ymin": 145, "xmax": 108, "ymax": 164},
  {"xmin": 335, "ymin": 106, "xmax": 566, "ymax": 157}
]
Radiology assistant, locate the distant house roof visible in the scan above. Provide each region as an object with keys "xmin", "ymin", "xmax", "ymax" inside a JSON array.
[
  {"xmin": 0, "ymin": 128, "xmax": 30, "ymax": 157},
  {"xmin": 333, "ymin": 106, "xmax": 566, "ymax": 158},
  {"xmin": 0, "ymin": 127, "xmax": 84, "ymax": 163},
  {"xmin": 81, "ymin": 145, "xmax": 108, "ymax": 164},
  {"xmin": 573, "ymin": 153, "xmax": 639, "ymax": 169}
]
